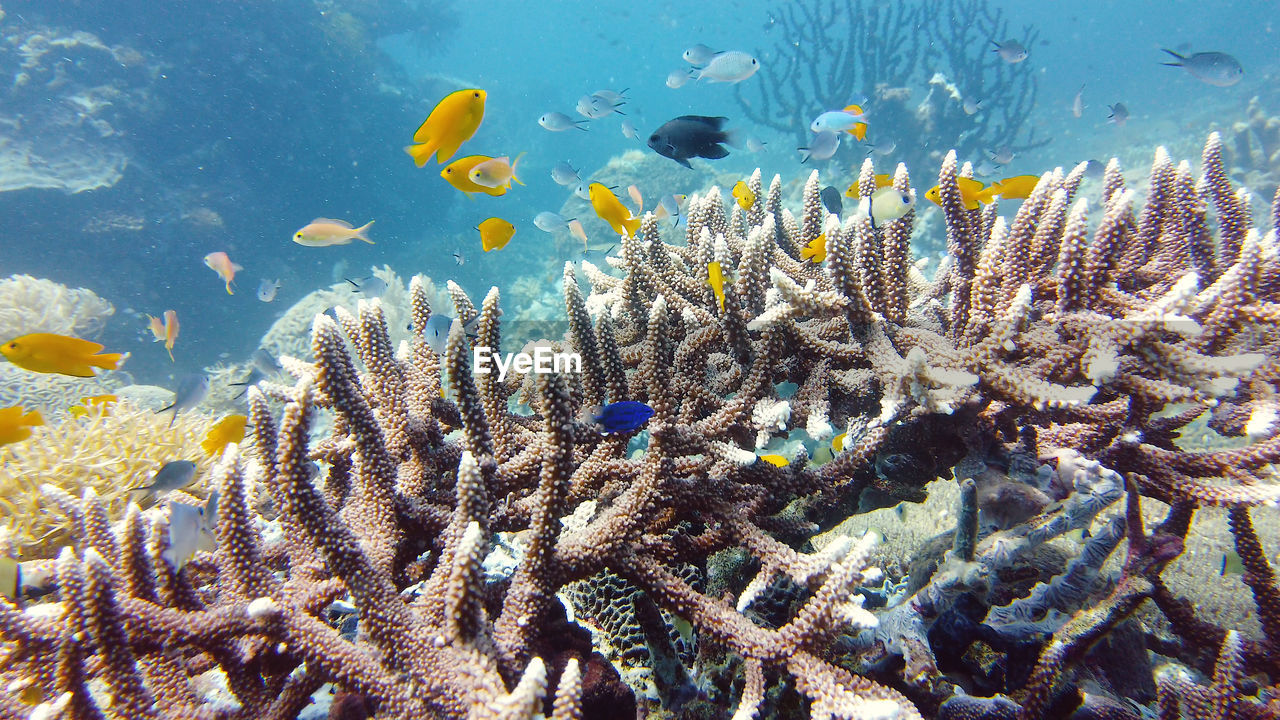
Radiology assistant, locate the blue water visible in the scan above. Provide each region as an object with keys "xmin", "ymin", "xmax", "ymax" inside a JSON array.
[{"xmin": 0, "ymin": 0, "xmax": 1274, "ymax": 387}]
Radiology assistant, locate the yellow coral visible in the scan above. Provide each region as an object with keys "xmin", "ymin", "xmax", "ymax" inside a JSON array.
[{"xmin": 0, "ymin": 400, "xmax": 216, "ymax": 558}]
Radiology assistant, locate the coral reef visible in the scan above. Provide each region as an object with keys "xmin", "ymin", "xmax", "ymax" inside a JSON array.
[
  {"xmin": 0, "ymin": 19, "xmax": 157, "ymax": 193},
  {"xmin": 1, "ymin": 133, "xmax": 1278, "ymax": 719},
  {"xmin": 0, "ymin": 401, "xmax": 215, "ymax": 558},
  {"xmin": 0, "ymin": 274, "xmax": 115, "ymax": 340},
  {"xmin": 738, "ymin": 0, "xmax": 1045, "ymax": 169}
]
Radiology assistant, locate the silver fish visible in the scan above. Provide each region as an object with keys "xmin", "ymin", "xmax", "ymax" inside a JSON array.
[
  {"xmin": 991, "ymin": 39, "xmax": 1028, "ymax": 63},
  {"xmin": 130, "ymin": 460, "xmax": 198, "ymax": 498},
  {"xmin": 160, "ymin": 373, "xmax": 209, "ymax": 428},
  {"xmin": 591, "ymin": 88, "xmax": 628, "ymax": 105},
  {"xmin": 1107, "ymin": 102, "xmax": 1129, "ymax": 126},
  {"xmin": 346, "ymin": 275, "xmax": 387, "ymax": 298},
  {"xmin": 988, "ymin": 146, "xmax": 1015, "ymax": 165},
  {"xmin": 1160, "ymin": 49, "xmax": 1243, "ymax": 87},
  {"xmin": 799, "ymin": 131, "xmax": 840, "ymax": 163},
  {"xmin": 666, "ymin": 68, "xmax": 694, "ymax": 89},
  {"xmin": 962, "ymin": 97, "xmax": 982, "ymax": 115},
  {"xmin": 534, "ymin": 212, "xmax": 569, "ymax": 233},
  {"xmin": 538, "ymin": 112, "xmax": 588, "ymax": 132},
  {"xmin": 682, "ymin": 43, "xmax": 720, "ymax": 66},
  {"xmin": 575, "ymin": 94, "xmax": 624, "ymax": 119},
  {"xmin": 421, "ymin": 314, "xmax": 478, "ymax": 356},
  {"xmin": 251, "ymin": 348, "xmax": 282, "ymax": 375},
  {"xmin": 551, "ymin": 161, "xmax": 581, "ymax": 186},
  {"xmin": 621, "ymin": 119, "xmax": 638, "ymax": 140},
  {"xmin": 745, "ymin": 137, "xmax": 768, "ymax": 153},
  {"xmin": 256, "ymin": 278, "xmax": 281, "ymax": 303},
  {"xmin": 1071, "ymin": 84, "xmax": 1085, "ymax": 118},
  {"xmin": 573, "ymin": 183, "xmax": 591, "ymax": 201},
  {"xmin": 694, "ymin": 51, "xmax": 759, "ymax": 83},
  {"xmin": 453, "ymin": 252, "xmax": 466, "ymax": 266}
]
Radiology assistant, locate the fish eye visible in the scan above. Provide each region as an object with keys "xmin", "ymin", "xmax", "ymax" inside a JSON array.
[
  {"xmin": 473, "ymin": 91, "xmax": 481, "ymax": 97},
  {"xmin": 751, "ymin": 59, "xmax": 758, "ymax": 65}
]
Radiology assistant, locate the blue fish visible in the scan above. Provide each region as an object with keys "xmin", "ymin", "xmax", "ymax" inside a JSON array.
[{"xmin": 591, "ymin": 401, "xmax": 654, "ymax": 434}]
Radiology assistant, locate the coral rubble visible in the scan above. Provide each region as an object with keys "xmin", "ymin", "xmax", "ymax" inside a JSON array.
[{"xmin": 1, "ymin": 134, "xmax": 1279, "ymax": 719}]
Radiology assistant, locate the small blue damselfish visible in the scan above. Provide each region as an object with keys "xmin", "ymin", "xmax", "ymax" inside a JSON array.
[{"xmin": 592, "ymin": 401, "xmax": 654, "ymax": 434}]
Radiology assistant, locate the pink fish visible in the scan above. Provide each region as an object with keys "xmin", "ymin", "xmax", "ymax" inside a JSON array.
[{"xmin": 202, "ymin": 252, "xmax": 243, "ymax": 295}]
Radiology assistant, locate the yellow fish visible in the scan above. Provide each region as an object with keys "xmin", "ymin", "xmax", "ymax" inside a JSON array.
[
  {"xmin": 844, "ymin": 174, "xmax": 894, "ymax": 198},
  {"xmin": 292, "ymin": 218, "xmax": 375, "ymax": 247},
  {"xmin": 404, "ymin": 88, "xmax": 487, "ymax": 166},
  {"xmin": 441, "ymin": 155, "xmax": 508, "ymax": 196},
  {"xmin": 468, "ymin": 152, "xmax": 525, "ymax": 190},
  {"xmin": 68, "ymin": 394, "xmax": 119, "ymax": 418},
  {"xmin": 800, "ymin": 234, "xmax": 827, "ymax": 263},
  {"xmin": 924, "ymin": 176, "xmax": 997, "ymax": 210},
  {"xmin": 732, "ymin": 180, "xmax": 755, "ymax": 210},
  {"xmin": 832, "ymin": 432, "xmax": 846, "ymax": 452},
  {"xmin": 1, "ymin": 333, "xmax": 124, "ymax": 377},
  {"xmin": 0, "ymin": 405, "xmax": 43, "ymax": 446},
  {"xmin": 202, "ymin": 414, "xmax": 248, "ymax": 456},
  {"xmin": 478, "ymin": 217, "xmax": 516, "ymax": 252},
  {"xmin": 588, "ymin": 183, "xmax": 641, "ymax": 237},
  {"xmin": 990, "ymin": 174, "xmax": 1039, "ymax": 200},
  {"xmin": 708, "ymin": 261, "xmax": 725, "ymax": 310},
  {"xmin": 758, "ymin": 454, "xmax": 789, "ymax": 467}
]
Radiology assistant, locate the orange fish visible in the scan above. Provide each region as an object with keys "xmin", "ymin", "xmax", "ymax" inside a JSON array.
[
  {"xmin": 1, "ymin": 333, "xmax": 124, "ymax": 377},
  {"xmin": 163, "ymin": 309, "xmax": 179, "ymax": 362},
  {"xmin": 567, "ymin": 219, "xmax": 589, "ymax": 251},
  {"xmin": 203, "ymin": 251, "xmax": 242, "ymax": 294},
  {"xmin": 146, "ymin": 314, "xmax": 166, "ymax": 342},
  {"xmin": 292, "ymin": 219, "xmax": 375, "ymax": 247}
]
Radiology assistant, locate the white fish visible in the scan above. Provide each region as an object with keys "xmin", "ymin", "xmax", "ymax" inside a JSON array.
[
  {"xmin": 256, "ymin": 278, "xmax": 281, "ymax": 303},
  {"xmin": 573, "ymin": 183, "xmax": 591, "ymax": 201},
  {"xmin": 810, "ymin": 109, "xmax": 864, "ymax": 134},
  {"xmin": 963, "ymin": 97, "xmax": 982, "ymax": 115},
  {"xmin": 695, "ymin": 51, "xmax": 760, "ymax": 83},
  {"xmin": 420, "ymin": 314, "xmax": 479, "ymax": 356},
  {"xmin": 1071, "ymin": 84, "xmax": 1085, "ymax": 118},
  {"xmin": 453, "ymin": 252, "xmax": 465, "ymax": 266},
  {"xmin": 857, "ymin": 187, "xmax": 914, "ymax": 229},
  {"xmin": 592, "ymin": 88, "xmax": 628, "ymax": 105},
  {"xmin": 129, "ymin": 460, "xmax": 198, "ymax": 499},
  {"xmin": 575, "ymin": 94, "xmax": 624, "ymax": 119},
  {"xmin": 988, "ymin": 146, "xmax": 1014, "ymax": 164},
  {"xmin": 538, "ymin": 112, "xmax": 588, "ymax": 131},
  {"xmin": 162, "ymin": 492, "xmax": 218, "ymax": 571},
  {"xmin": 682, "ymin": 43, "xmax": 720, "ymax": 66},
  {"xmin": 866, "ymin": 139, "xmax": 896, "ymax": 156},
  {"xmin": 551, "ymin": 161, "xmax": 580, "ymax": 186},
  {"xmin": 666, "ymin": 69, "xmax": 694, "ymax": 89},
  {"xmin": 745, "ymin": 137, "xmax": 768, "ymax": 153},
  {"xmin": 799, "ymin": 131, "xmax": 840, "ymax": 163},
  {"xmin": 160, "ymin": 373, "xmax": 209, "ymax": 428},
  {"xmin": 345, "ymin": 275, "xmax": 387, "ymax": 298},
  {"xmin": 534, "ymin": 211, "xmax": 569, "ymax": 233},
  {"xmin": 621, "ymin": 119, "xmax": 638, "ymax": 140}
]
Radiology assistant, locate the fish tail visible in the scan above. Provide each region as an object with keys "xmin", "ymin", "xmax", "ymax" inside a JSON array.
[
  {"xmin": 225, "ymin": 280, "xmax": 234, "ymax": 295},
  {"xmin": 90, "ymin": 352, "xmax": 124, "ymax": 371},
  {"xmin": 512, "ymin": 152, "xmax": 526, "ymax": 186},
  {"xmin": 1160, "ymin": 48, "xmax": 1186, "ymax": 65},
  {"xmin": 850, "ymin": 122, "xmax": 868, "ymax": 141},
  {"xmin": 354, "ymin": 221, "xmax": 376, "ymax": 244},
  {"xmin": 403, "ymin": 143, "xmax": 435, "ymax": 168},
  {"xmin": 623, "ymin": 216, "xmax": 641, "ymax": 237},
  {"xmin": 167, "ymin": 347, "xmax": 175, "ymax": 363},
  {"xmin": 169, "ymin": 409, "xmax": 178, "ymax": 429}
]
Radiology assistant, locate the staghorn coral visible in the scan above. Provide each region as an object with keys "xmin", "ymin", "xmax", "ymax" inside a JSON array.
[
  {"xmin": 0, "ymin": 134, "xmax": 1278, "ymax": 719},
  {"xmin": 0, "ymin": 401, "xmax": 216, "ymax": 559}
]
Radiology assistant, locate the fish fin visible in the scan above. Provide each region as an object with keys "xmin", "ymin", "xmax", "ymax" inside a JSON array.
[
  {"xmin": 225, "ymin": 280, "xmax": 234, "ymax": 295},
  {"xmin": 842, "ymin": 104, "xmax": 863, "ymax": 115},
  {"xmin": 622, "ymin": 216, "xmax": 641, "ymax": 237},
  {"xmin": 676, "ymin": 157, "xmax": 693, "ymax": 169},
  {"xmin": 312, "ymin": 218, "xmax": 353, "ymax": 228},
  {"xmin": 89, "ymin": 352, "xmax": 124, "ymax": 371},
  {"xmin": 512, "ymin": 152, "xmax": 526, "ymax": 186},
  {"xmin": 798, "ymin": 148, "xmax": 811, "ymax": 163},
  {"xmin": 849, "ymin": 122, "xmax": 868, "ymax": 141},
  {"xmin": 1159, "ymin": 48, "xmax": 1186, "ymax": 65},
  {"xmin": 354, "ymin": 221, "xmax": 376, "ymax": 244},
  {"xmin": 721, "ymin": 127, "xmax": 743, "ymax": 149},
  {"xmin": 404, "ymin": 143, "xmax": 434, "ymax": 168},
  {"xmin": 701, "ymin": 144, "xmax": 730, "ymax": 160}
]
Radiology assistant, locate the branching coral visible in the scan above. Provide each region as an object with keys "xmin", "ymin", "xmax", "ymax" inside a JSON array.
[{"xmin": 1, "ymin": 133, "xmax": 1278, "ymax": 719}]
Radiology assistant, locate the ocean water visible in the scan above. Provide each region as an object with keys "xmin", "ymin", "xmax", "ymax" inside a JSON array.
[{"xmin": 0, "ymin": 0, "xmax": 1274, "ymax": 387}]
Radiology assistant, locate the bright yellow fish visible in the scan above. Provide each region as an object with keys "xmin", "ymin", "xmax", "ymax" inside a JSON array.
[
  {"xmin": 843, "ymin": 105, "xmax": 868, "ymax": 141},
  {"xmin": 924, "ymin": 176, "xmax": 997, "ymax": 210},
  {"xmin": 0, "ymin": 405, "xmax": 43, "ymax": 446},
  {"xmin": 990, "ymin": 174, "xmax": 1039, "ymax": 200},
  {"xmin": 441, "ymin": 155, "xmax": 508, "ymax": 196},
  {"xmin": 202, "ymin": 414, "xmax": 248, "ymax": 456},
  {"xmin": 732, "ymin": 180, "xmax": 755, "ymax": 210},
  {"xmin": 69, "ymin": 394, "xmax": 119, "ymax": 418},
  {"xmin": 844, "ymin": 174, "xmax": 894, "ymax": 198},
  {"xmin": 1, "ymin": 333, "xmax": 124, "ymax": 377},
  {"xmin": 800, "ymin": 234, "xmax": 827, "ymax": 263},
  {"xmin": 588, "ymin": 183, "xmax": 641, "ymax": 237},
  {"xmin": 467, "ymin": 152, "xmax": 525, "ymax": 190},
  {"xmin": 758, "ymin": 454, "xmax": 789, "ymax": 467},
  {"xmin": 292, "ymin": 218, "xmax": 375, "ymax": 247},
  {"xmin": 708, "ymin": 261, "xmax": 725, "ymax": 310},
  {"xmin": 404, "ymin": 88, "xmax": 487, "ymax": 166},
  {"xmin": 478, "ymin": 217, "xmax": 516, "ymax": 252},
  {"xmin": 832, "ymin": 432, "xmax": 846, "ymax": 452}
]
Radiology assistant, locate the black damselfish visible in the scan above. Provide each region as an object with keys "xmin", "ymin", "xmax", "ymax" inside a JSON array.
[{"xmin": 648, "ymin": 115, "xmax": 738, "ymax": 169}]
